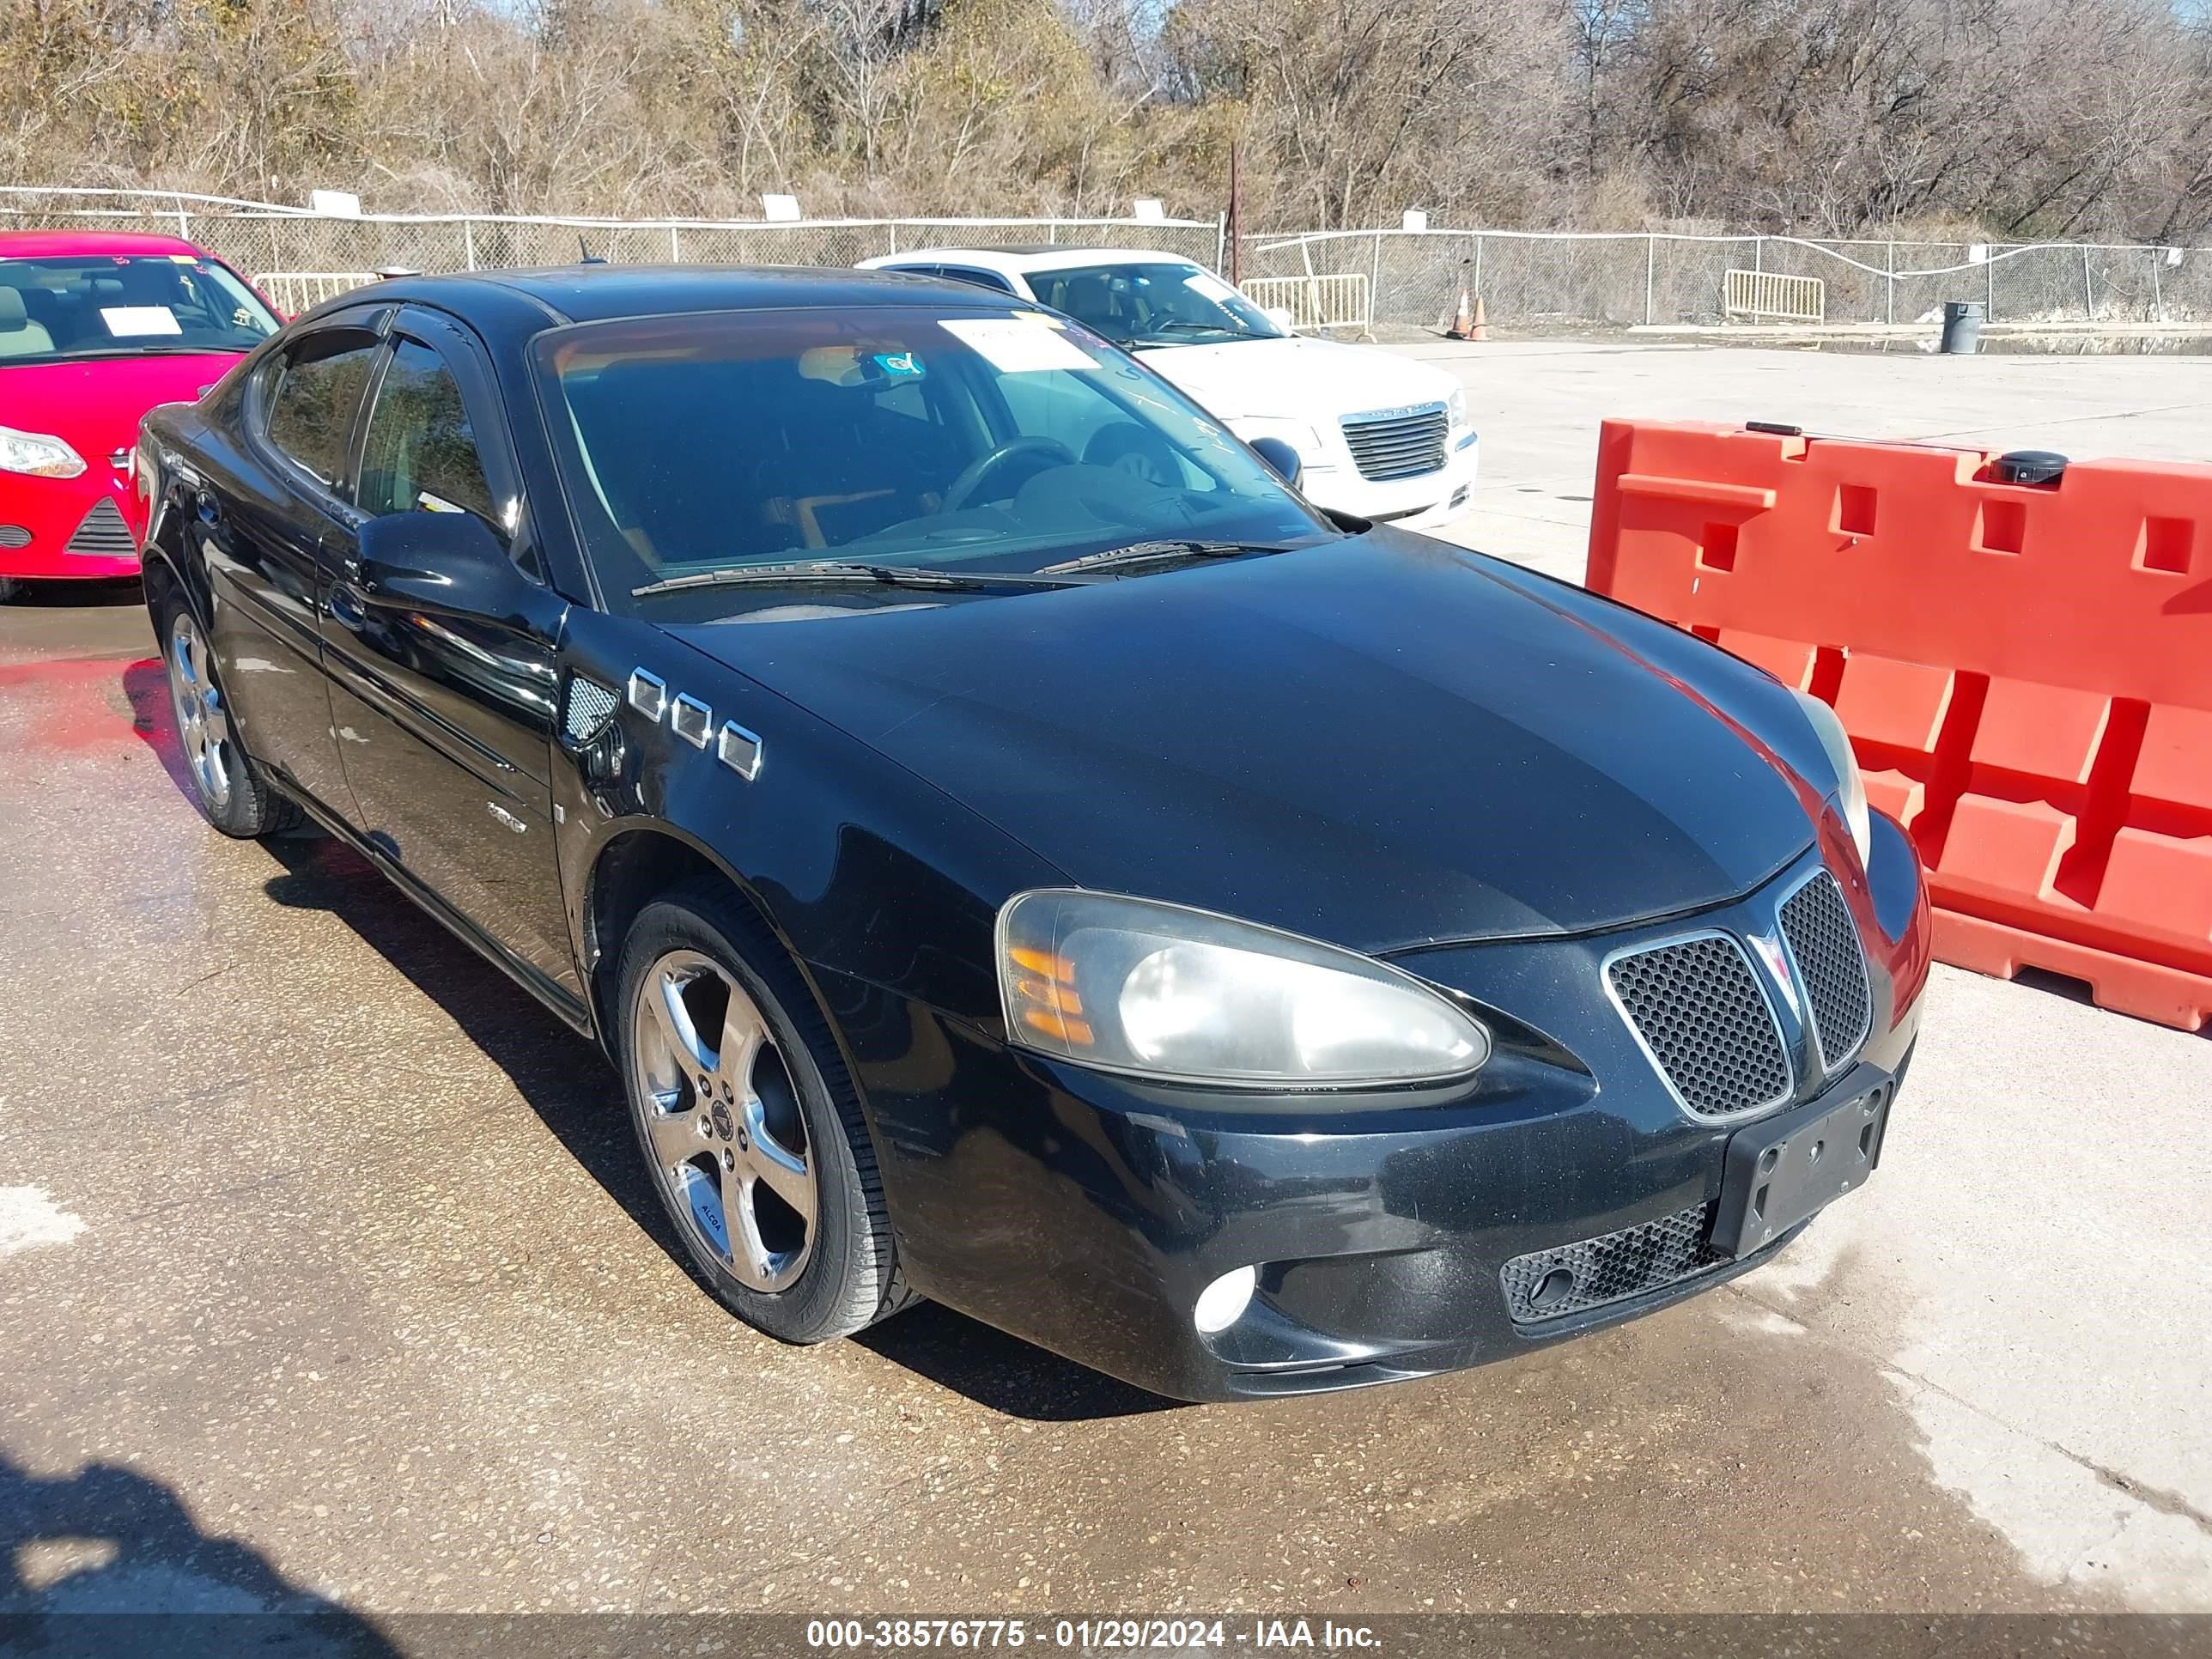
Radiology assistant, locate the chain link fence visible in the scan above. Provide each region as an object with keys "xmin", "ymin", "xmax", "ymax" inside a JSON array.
[
  {"xmin": 0, "ymin": 188, "xmax": 1222, "ymax": 301},
  {"xmin": 1242, "ymin": 229, "xmax": 2212, "ymax": 330},
  {"xmin": 8, "ymin": 189, "xmax": 2208, "ymax": 330}
]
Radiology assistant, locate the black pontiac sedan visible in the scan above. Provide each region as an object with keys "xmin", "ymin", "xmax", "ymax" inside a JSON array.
[{"xmin": 137, "ymin": 266, "xmax": 1930, "ymax": 1401}]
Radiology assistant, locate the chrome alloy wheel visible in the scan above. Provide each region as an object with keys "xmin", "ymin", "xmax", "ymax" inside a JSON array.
[
  {"xmin": 166, "ymin": 610, "xmax": 233, "ymax": 809},
  {"xmin": 630, "ymin": 950, "xmax": 817, "ymax": 1292}
]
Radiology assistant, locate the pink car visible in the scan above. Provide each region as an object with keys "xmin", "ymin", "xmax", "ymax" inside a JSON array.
[{"xmin": 0, "ymin": 229, "xmax": 280, "ymax": 600}]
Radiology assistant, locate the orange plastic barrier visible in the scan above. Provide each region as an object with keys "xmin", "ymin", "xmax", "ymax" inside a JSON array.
[{"xmin": 1587, "ymin": 419, "xmax": 2212, "ymax": 1032}]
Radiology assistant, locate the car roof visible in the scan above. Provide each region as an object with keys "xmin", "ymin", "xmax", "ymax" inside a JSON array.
[
  {"xmin": 337, "ymin": 263, "xmax": 1031, "ymax": 329},
  {"xmin": 0, "ymin": 228, "xmax": 211, "ymax": 260},
  {"xmin": 867, "ymin": 246, "xmax": 1207, "ymax": 276}
]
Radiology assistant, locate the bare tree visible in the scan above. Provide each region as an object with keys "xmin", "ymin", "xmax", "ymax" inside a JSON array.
[{"xmin": 1, "ymin": 0, "xmax": 2207, "ymax": 240}]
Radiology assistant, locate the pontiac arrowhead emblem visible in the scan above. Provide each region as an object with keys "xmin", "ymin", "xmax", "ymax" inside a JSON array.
[{"xmin": 1750, "ymin": 931, "xmax": 1801, "ymax": 1016}]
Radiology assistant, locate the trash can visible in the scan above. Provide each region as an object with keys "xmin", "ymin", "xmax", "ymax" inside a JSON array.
[{"xmin": 1940, "ymin": 301, "xmax": 1984, "ymax": 354}]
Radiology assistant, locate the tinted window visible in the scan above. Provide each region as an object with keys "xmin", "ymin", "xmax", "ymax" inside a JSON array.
[
  {"xmin": 265, "ymin": 332, "xmax": 380, "ymax": 485},
  {"xmin": 1027, "ymin": 263, "xmax": 1282, "ymax": 348},
  {"xmin": 534, "ymin": 304, "xmax": 1327, "ymax": 616},
  {"xmin": 0, "ymin": 254, "xmax": 278, "ymax": 364},
  {"xmin": 937, "ymin": 267, "xmax": 1018, "ymax": 295},
  {"xmin": 357, "ymin": 337, "xmax": 499, "ymax": 530}
]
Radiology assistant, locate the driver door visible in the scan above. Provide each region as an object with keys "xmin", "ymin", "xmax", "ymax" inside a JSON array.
[{"xmin": 319, "ymin": 308, "xmax": 581, "ymax": 1005}]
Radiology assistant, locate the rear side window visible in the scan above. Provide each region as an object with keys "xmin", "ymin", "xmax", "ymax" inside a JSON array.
[
  {"xmin": 264, "ymin": 331, "xmax": 380, "ymax": 485},
  {"xmin": 356, "ymin": 337, "xmax": 498, "ymax": 530},
  {"xmin": 937, "ymin": 267, "xmax": 1018, "ymax": 295}
]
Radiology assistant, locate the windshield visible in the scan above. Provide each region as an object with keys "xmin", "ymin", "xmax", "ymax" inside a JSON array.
[
  {"xmin": 1024, "ymin": 263, "xmax": 1283, "ymax": 349},
  {"xmin": 537, "ymin": 304, "xmax": 1328, "ymax": 617},
  {"xmin": 0, "ymin": 254, "xmax": 279, "ymax": 363}
]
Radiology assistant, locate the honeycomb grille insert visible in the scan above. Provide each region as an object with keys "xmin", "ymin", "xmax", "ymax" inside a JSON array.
[
  {"xmin": 563, "ymin": 675, "xmax": 618, "ymax": 743},
  {"xmin": 1780, "ymin": 872, "xmax": 1872, "ymax": 1075},
  {"xmin": 1607, "ymin": 934, "xmax": 1790, "ymax": 1118},
  {"xmin": 1500, "ymin": 1205, "xmax": 1727, "ymax": 1324}
]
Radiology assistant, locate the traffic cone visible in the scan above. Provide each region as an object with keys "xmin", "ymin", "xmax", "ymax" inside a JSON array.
[
  {"xmin": 1469, "ymin": 295, "xmax": 1488, "ymax": 342},
  {"xmin": 1446, "ymin": 283, "xmax": 1474, "ymax": 339}
]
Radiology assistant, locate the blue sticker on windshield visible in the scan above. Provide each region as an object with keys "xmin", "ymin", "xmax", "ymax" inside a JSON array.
[{"xmin": 873, "ymin": 351, "xmax": 924, "ymax": 380}]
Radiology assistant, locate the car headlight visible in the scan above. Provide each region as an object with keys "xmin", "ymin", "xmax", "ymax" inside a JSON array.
[
  {"xmin": 1791, "ymin": 689, "xmax": 1871, "ymax": 866},
  {"xmin": 0, "ymin": 424, "xmax": 87, "ymax": 480},
  {"xmin": 1446, "ymin": 387, "xmax": 1470, "ymax": 433},
  {"xmin": 997, "ymin": 890, "xmax": 1491, "ymax": 1088}
]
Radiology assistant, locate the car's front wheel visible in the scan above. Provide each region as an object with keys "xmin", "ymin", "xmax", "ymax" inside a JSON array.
[
  {"xmin": 615, "ymin": 884, "xmax": 911, "ymax": 1344},
  {"xmin": 160, "ymin": 598, "xmax": 300, "ymax": 838}
]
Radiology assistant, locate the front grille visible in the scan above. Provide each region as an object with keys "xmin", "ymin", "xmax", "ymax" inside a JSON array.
[
  {"xmin": 64, "ymin": 497, "xmax": 136, "ymax": 558},
  {"xmin": 1501, "ymin": 1205, "xmax": 1727, "ymax": 1324},
  {"xmin": 1779, "ymin": 872, "xmax": 1873, "ymax": 1074},
  {"xmin": 1607, "ymin": 934, "xmax": 1790, "ymax": 1119},
  {"xmin": 1340, "ymin": 404, "xmax": 1448, "ymax": 482}
]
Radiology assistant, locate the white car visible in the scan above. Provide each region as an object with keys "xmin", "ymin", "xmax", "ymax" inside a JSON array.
[{"xmin": 855, "ymin": 246, "xmax": 1477, "ymax": 529}]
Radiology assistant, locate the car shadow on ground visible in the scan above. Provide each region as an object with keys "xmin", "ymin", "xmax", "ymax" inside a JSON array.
[
  {"xmin": 0, "ymin": 1452, "xmax": 395, "ymax": 1655},
  {"xmin": 120, "ymin": 656, "xmax": 196, "ymax": 803},
  {"xmin": 244, "ymin": 830, "xmax": 1179, "ymax": 1423}
]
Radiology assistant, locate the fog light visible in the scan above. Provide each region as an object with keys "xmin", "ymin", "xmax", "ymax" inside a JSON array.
[{"xmin": 1193, "ymin": 1265, "xmax": 1257, "ymax": 1334}]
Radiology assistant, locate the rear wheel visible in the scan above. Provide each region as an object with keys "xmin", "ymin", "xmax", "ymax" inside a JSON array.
[
  {"xmin": 160, "ymin": 599, "xmax": 300, "ymax": 838},
  {"xmin": 615, "ymin": 883, "xmax": 913, "ymax": 1343}
]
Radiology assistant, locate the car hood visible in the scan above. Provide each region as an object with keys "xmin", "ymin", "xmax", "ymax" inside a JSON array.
[
  {"xmin": 0, "ymin": 355, "xmax": 237, "ymax": 461},
  {"xmin": 670, "ymin": 534, "xmax": 1817, "ymax": 952},
  {"xmin": 1134, "ymin": 335, "xmax": 1456, "ymax": 424}
]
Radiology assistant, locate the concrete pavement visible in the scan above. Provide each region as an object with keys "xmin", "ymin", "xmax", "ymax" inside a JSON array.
[
  {"xmin": 1, "ymin": 343, "xmax": 2208, "ymax": 1627},
  {"xmin": 1407, "ymin": 337, "xmax": 2212, "ymax": 583}
]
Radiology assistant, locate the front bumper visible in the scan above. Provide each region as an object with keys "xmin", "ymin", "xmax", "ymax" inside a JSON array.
[
  {"xmin": 0, "ymin": 470, "xmax": 143, "ymax": 581},
  {"xmin": 836, "ymin": 816, "xmax": 1930, "ymax": 1402},
  {"xmin": 1230, "ymin": 417, "xmax": 1479, "ymax": 531}
]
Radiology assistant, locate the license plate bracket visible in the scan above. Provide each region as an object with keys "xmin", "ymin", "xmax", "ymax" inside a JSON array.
[{"xmin": 1710, "ymin": 1070, "xmax": 1893, "ymax": 1258}]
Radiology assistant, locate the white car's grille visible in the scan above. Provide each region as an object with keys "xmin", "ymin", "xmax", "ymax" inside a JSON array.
[{"xmin": 1340, "ymin": 404, "xmax": 1448, "ymax": 483}]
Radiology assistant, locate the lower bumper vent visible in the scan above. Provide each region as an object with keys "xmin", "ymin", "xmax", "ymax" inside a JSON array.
[
  {"xmin": 64, "ymin": 497, "xmax": 136, "ymax": 559},
  {"xmin": 1499, "ymin": 1205, "xmax": 1726, "ymax": 1324}
]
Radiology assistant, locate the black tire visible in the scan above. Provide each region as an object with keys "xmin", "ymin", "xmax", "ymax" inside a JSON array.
[
  {"xmin": 615, "ymin": 879, "xmax": 915, "ymax": 1343},
  {"xmin": 155, "ymin": 592, "xmax": 302, "ymax": 839}
]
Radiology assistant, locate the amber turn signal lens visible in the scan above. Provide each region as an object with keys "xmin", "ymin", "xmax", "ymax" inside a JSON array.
[{"xmin": 1005, "ymin": 945, "xmax": 1094, "ymax": 1048}]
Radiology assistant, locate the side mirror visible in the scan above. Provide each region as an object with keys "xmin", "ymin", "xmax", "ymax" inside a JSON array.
[
  {"xmin": 355, "ymin": 510, "xmax": 523, "ymax": 620},
  {"xmin": 1248, "ymin": 436, "xmax": 1304, "ymax": 491}
]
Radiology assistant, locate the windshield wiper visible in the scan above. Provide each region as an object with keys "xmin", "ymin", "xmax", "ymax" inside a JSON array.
[
  {"xmin": 630, "ymin": 561, "xmax": 1098, "ymax": 598},
  {"xmin": 23, "ymin": 344, "xmax": 248, "ymax": 364},
  {"xmin": 1135, "ymin": 320, "xmax": 1261, "ymax": 343},
  {"xmin": 1038, "ymin": 538, "xmax": 1300, "ymax": 574}
]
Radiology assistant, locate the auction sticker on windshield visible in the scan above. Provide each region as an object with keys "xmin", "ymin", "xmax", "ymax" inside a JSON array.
[
  {"xmin": 938, "ymin": 317, "xmax": 1095, "ymax": 374},
  {"xmin": 100, "ymin": 306, "xmax": 184, "ymax": 337}
]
